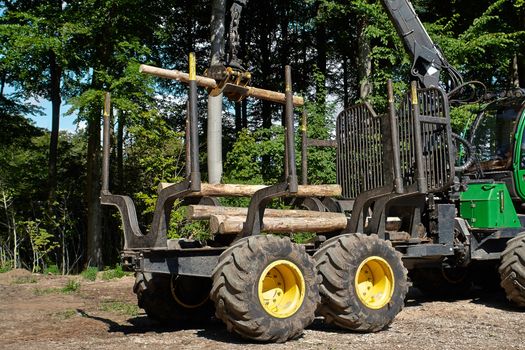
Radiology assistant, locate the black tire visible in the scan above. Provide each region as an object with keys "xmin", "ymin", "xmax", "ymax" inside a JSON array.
[
  {"xmin": 314, "ymin": 233, "xmax": 408, "ymax": 332},
  {"xmin": 133, "ymin": 272, "xmax": 213, "ymax": 322},
  {"xmin": 210, "ymin": 235, "xmax": 320, "ymax": 343},
  {"xmin": 499, "ymin": 232, "xmax": 525, "ymax": 307},
  {"xmin": 410, "ymin": 267, "xmax": 472, "ymax": 298}
]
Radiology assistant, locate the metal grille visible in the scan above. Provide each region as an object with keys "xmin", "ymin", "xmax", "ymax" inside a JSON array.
[
  {"xmin": 336, "ymin": 87, "xmax": 454, "ymax": 199},
  {"xmin": 398, "ymin": 87, "xmax": 454, "ymax": 192},
  {"xmin": 336, "ymin": 103, "xmax": 385, "ymax": 199}
]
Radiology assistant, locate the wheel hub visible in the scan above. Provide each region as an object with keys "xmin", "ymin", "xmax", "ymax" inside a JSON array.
[
  {"xmin": 355, "ymin": 256, "xmax": 395, "ymax": 309},
  {"xmin": 258, "ymin": 260, "xmax": 305, "ymax": 318}
]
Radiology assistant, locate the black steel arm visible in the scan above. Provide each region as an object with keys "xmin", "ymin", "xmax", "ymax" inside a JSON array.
[{"xmin": 381, "ymin": 0, "xmax": 463, "ymax": 89}]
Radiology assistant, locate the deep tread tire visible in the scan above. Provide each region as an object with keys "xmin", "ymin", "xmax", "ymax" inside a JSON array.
[
  {"xmin": 499, "ymin": 232, "xmax": 525, "ymax": 307},
  {"xmin": 314, "ymin": 233, "xmax": 408, "ymax": 332},
  {"xmin": 410, "ymin": 267, "xmax": 472, "ymax": 298},
  {"xmin": 133, "ymin": 272, "xmax": 213, "ymax": 322},
  {"xmin": 210, "ymin": 235, "xmax": 320, "ymax": 343}
]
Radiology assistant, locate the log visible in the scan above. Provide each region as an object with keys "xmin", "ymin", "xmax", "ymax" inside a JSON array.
[
  {"xmin": 158, "ymin": 182, "xmax": 342, "ymax": 197},
  {"xmin": 209, "ymin": 214, "xmax": 347, "ymax": 235},
  {"xmin": 188, "ymin": 204, "xmax": 346, "ymax": 220},
  {"xmin": 139, "ymin": 64, "xmax": 304, "ymax": 106}
]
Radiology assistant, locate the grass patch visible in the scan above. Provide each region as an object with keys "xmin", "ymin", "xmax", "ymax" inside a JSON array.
[
  {"xmin": 53, "ymin": 309, "xmax": 77, "ymax": 320},
  {"xmin": 0, "ymin": 261, "xmax": 13, "ymax": 273},
  {"xmin": 62, "ymin": 279, "xmax": 80, "ymax": 293},
  {"xmin": 34, "ymin": 279, "xmax": 80, "ymax": 296},
  {"xmin": 100, "ymin": 301, "xmax": 139, "ymax": 316},
  {"xmin": 34, "ymin": 287, "xmax": 60, "ymax": 296},
  {"xmin": 101, "ymin": 265, "xmax": 127, "ymax": 280},
  {"xmin": 81, "ymin": 266, "xmax": 98, "ymax": 281},
  {"xmin": 12, "ymin": 275, "xmax": 37, "ymax": 284},
  {"xmin": 44, "ymin": 264, "xmax": 60, "ymax": 275}
]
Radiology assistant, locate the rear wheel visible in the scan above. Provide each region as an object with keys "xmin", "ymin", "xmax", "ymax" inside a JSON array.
[
  {"xmin": 134, "ymin": 272, "xmax": 213, "ymax": 323},
  {"xmin": 314, "ymin": 233, "xmax": 408, "ymax": 332},
  {"xmin": 499, "ymin": 232, "xmax": 525, "ymax": 307},
  {"xmin": 210, "ymin": 235, "xmax": 320, "ymax": 342}
]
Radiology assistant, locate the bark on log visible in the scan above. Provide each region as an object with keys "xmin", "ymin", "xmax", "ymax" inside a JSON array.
[
  {"xmin": 188, "ymin": 204, "xmax": 345, "ymax": 220},
  {"xmin": 209, "ymin": 214, "xmax": 347, "ymax": 234},
  {"xmin": 139, "ymin": 64, "xmax": 304, "ymax": 106},
  {"xmin": 158, "ymin": 182, "xmax": 342, "ymax": 197}
]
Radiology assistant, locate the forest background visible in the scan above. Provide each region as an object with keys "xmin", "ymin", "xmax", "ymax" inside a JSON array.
[{"xmin": 1, "ymin": 0, "xmax": 524, "ymax": 273}]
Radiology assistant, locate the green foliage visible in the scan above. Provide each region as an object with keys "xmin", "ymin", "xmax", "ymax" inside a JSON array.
[
  {"xmin": 167, "ymin": 205, "xmax": 210, "ymax": 241},
  {"xmin": 101, "ymin": 265, "xmax": 127, "ymax": 280},
  {"xmin": 450, "ymin": 104, "xmax": 485, "ymax": 134},
  {"xmin": 34, "ymin": 280, "xmax": 80, "ymax": 295},
  {"xmin": 34, "ymin": 287, "xmax": 58, "ymax": 296},
  {"xmin": 22, "ymin": 220, "xmax": 59, "ymax": 273},
  {"xmin": 81, "ymin": 267, "xmax": 99, "ymax": 281},
  {"xmin": 62, "ymin": 279, "xmax": 80, "ymax": 294},
  {"xmin": 291, "ymin": 232, "xmax": 316, "ymax": 244},
  {"xmin": 53, "ymin": 309, "xmax": 77, "ymax": 320},
  {"xmin": 303, "ymin": 81, "xmax": 337, "ymax": 185},
  {"xmin": 1, "ymin": 0, "xmax": 524, "ymax": 270},
  {"xmin": 100, "ymin": 301, "xmax": 139, "ymax": 316},
  {"xmin": 11, "ymin": 275, "xmax": 37, "ymax": 284},
  {"xmin": 224, "ymin": 126, "xmax": 286, "ymax": 185},
  {"xmin": 44, "ymin": 265, "xmax": 60, "ymax": 275},
  {"xmin": 0, "ymin": 261, "xmax": 13, "ymax": 273}
]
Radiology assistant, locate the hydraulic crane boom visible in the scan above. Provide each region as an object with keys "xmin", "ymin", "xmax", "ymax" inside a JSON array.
[{"xmin": 381, "ymin": 0, "xmax": 463, "ymax": 89}]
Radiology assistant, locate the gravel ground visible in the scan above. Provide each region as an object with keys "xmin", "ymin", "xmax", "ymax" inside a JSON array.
[{"xmin": 0, "ymin": 269, "xmax": 523, "ymax": 350}]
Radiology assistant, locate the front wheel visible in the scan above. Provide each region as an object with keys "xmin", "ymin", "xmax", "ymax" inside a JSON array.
[
  {"xmin": 210, "ymin": 235, "xmax": 320, "ymax": 343},
  {"xmin": 314, "ymin": 233, "xmax": 408, "ymax": 332}
]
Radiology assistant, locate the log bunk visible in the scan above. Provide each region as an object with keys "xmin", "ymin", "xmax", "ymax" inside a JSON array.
[{"xmin": 136, "ymin": 58, "xmax": 347, "ymax": 239}]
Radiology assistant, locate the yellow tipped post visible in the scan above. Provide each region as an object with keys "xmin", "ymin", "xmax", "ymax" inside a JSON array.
[
  {"xmin": 189, "ymin": 52, "xmax": 196, "ymax": 81},
  {"xmin": 411, "ymin": 81, "xmax": 418, "ymax": 105}
]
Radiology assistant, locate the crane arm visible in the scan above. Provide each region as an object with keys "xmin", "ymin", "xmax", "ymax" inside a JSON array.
[{"xmin": 381, "ymin": 0, "xmax": 463, "ymax": 89}]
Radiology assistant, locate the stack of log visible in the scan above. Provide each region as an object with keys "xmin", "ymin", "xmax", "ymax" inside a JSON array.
[
  {"xmin": 158, "ymin": 182, "xmax": 347, "ymax": 235},
  {"xmin": 187, "ymin": 205, "xmax": 348, "ymax": 235}
]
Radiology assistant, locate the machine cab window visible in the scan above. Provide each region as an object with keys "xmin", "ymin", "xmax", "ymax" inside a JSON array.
[{"xmin": 469, "ymin": 103, "xmax": 523, "ymax": 171}]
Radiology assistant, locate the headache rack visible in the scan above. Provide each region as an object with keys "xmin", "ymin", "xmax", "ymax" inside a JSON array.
[{"xmin": 337, "ymin": 81, "xmax": 454, "ymax": 201}]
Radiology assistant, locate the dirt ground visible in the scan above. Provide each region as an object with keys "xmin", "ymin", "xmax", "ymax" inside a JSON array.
[{"xmin": 0, "ymin": 269, "xmax": 523, "ymax": 350}]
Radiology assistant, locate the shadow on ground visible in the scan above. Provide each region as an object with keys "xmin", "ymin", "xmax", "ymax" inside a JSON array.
[
  {"xmin": 76, "ymin": 285, "xmax": 521, "ymax": 344},
  {"xmin": 76, "ymin": 309, "xmax": 221, "ymax": 334},
  {"xmin": 404, "ymin": 286, "xmax": 522, "ymax": 312}
]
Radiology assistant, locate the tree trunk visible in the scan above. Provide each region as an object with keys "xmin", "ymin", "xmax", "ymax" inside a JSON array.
[
  {"xmin": 208, "ymin": 0, "xmax": 226, "ymax": 184},
  {"xmin": 511, "ymin": 54, "xmax": 521, "ymax": 88},
  {"xmin": 234, "ymin": 102, "xmax": 242, "ymax": 133},
  {"xmin": 241, "ymin": 99, "xmax": 248, "ymax": 129},
  {"xmin": 48, "ymin": 52, "xmax": 61, "ymax": 200},
  {"xmin": 315, "ymin": 2, "xmax": 327, "ymax": 105},
  {"xmin": 86, "ymin": 105, "xmax": 103, "ymax": 268},
  {"xmin": 518, "ymin": 10, "xmax": 525, "ymax": 89},
  {"xmin": 117, "ymin": 110, "xmax": 124, "ymax": 191},
  {"xmin": 357, "ymin": 16, "xmax": 372, "ymax": 99},
  {"xmin": 343, "ymin": 54, "xmax": 349, "ymax": 109}
]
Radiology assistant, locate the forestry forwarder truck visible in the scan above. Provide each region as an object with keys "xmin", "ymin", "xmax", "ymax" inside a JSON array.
[{"xmin": 100, "ymin": 0, "xmax": 525, "ymax": 343}]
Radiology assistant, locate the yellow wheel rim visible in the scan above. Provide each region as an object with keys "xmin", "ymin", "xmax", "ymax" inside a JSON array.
[
  {"xmin": 258, "ymin": 260, "xmax": 305, "ymax": 318},
  {"xmin": 355, "ymin": 256, "xmax": 395, "ymax": 309}
]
